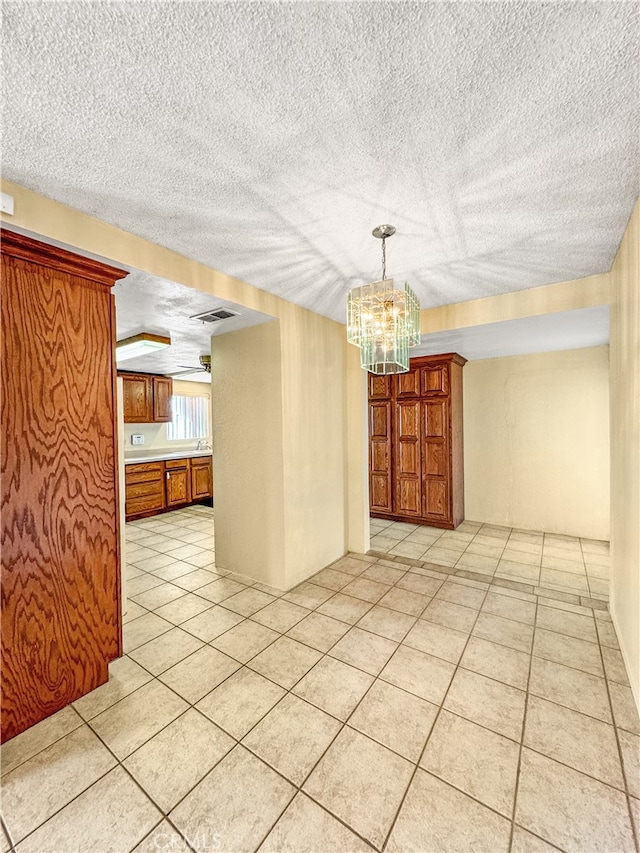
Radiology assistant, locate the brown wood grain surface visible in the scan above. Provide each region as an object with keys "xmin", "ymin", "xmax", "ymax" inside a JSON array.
[{"xmin": 1, "ymin": 232, "xmax": 127, "ymax": 741}]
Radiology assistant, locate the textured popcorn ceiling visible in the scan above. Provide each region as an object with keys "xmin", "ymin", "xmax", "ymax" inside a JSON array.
[{"xmin": 2, "ymin": 2, "xmax": 638, "ymax": 324}]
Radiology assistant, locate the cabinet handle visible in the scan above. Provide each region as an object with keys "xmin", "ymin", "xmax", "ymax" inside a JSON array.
[{"xmin": 166, "ymin": 472, "xmax": 170, "ymax": 480}]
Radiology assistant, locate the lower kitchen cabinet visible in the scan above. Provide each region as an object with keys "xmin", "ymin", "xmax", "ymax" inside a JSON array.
[
  {"xmin": 125, "ymin": 457, "xmax": 213, "ymax": 520},
  {"xmin": 191, "ymin": 456, "xmax": 214, "ymax": 500},
  {"xmin": 165, "ymin": 459, "xmax": 191, "ymax": 507}
]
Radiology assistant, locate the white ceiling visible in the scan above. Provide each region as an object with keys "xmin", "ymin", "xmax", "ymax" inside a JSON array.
[
  {"xmin": 413, "ymin": 305, "xmax": 610, "ymax": 361},
  {"xmin": 113, "ymin": 269, "xmax": 275, "ymax": 379},
  {"xmin": 2, "ymin": 2, "xmax": 638, "ymax": 327}
]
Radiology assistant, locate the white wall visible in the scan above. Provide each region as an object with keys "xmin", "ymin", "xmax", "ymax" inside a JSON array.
[
  {"xmin": 609, "ymin": 199, "xmax": 640, "ymax": 710},
  {"xmin": 464, "ymin": 347, "xmax": 610, "ymax": 539}
]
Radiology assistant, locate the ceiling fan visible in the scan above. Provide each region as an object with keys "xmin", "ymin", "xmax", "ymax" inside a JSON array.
[{"xmin": 170, "ymin": 355, "xmax": 211, "ymax": 377}]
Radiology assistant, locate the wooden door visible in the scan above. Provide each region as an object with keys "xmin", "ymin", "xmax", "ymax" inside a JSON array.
[
  {"xmin": 166, "ymin": 464, "xmax": 191, "ymax": 506},
  {"xmin": 396, "ymin": 367, "xmax": 420, "ymax": 398},
  {"xmin": 1, "ymin": 230, "xmax": 127, "ymax": 742},
  {"xmin": 394, "ymin": 400, "xmax": 422, "ymax": 516},
  {"xmin": 122, "ymin": 374, "xmax": 152, "ymax": 423},
  {"xmin": 422, "ymin": 399, "xmax": 450, "ymax": 522},
  {"xmin": 369, "ymin": 401, "xmax": 393, "ymax": 513},
  {"xmin": 152, "ymin": 376, "xmax": 172, "ymax": 422},
  {"xmin": 191, "ymin": 458, "xmax": 213, "ymax": 500}
]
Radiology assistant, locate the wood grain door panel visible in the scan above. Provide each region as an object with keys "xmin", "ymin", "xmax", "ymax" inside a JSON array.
[
  {"xmin": 166, "ymin": 467, "xmax": 190, "ymax": 507},
  {"xmin": 369, "ymin": 374, "xmax": 391, "ymax": 400},
  {"xmin": 421, "ymin": 364, "xmax": 450, "ymax": 397},
  {"xmin": 152, "ymin": 376, "xmax": 172, "ymax": 422},
  {"xmin": 394, "ymin": 401, "xmax": 421, "ymax": 517},
  {"xmin": 191, "ymin": 460, "xmax": 213, "ymax": 500},
  {"xmin": 1, "ymin": 233, "xmax": 126, "ymax": 742},
  {"xmin": 396, "ymin": 368, "xmax": 420, "ymax": 397},
  {"xmin": 424, "ymin": 480, "xmax": 449, "ymax": 520},
  {"xmin": 369, "ymin": 401, "xmax": 392, "ymax": 513},
  {"xmin": 122, "ymin": 374, "xmax": 152, "ymax": 423}
]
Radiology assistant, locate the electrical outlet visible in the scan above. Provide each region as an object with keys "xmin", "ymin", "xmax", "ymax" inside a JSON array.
[{"xmin": 131, "ymin": 434, "xmax": 144, "ymax": 446}]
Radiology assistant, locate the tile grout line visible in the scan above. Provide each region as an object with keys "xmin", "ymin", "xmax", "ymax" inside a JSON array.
[
  {"xmin": 379, "ymin": 580, "xmax": 493, "ymax": 851},
  {"xmin": 507, "ymin": 595, "xmax": 539, "ymax": 851}
]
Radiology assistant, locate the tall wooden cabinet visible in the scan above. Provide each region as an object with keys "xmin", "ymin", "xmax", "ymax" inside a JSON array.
[
  {"xmin": 369, "ymin": 353, "xmax": 466, "ymax": 529},
  {"xmin": 1, "ymin": 230, "xmax": 127, "ymax": 742}
]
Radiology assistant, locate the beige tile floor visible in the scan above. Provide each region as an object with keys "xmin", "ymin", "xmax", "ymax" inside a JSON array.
[
  {"xmin": 1, "ymin": 507, "xmax": 638, "ymax": 853},
  {"xmin": 370, "ymin": 517, "xmax": 611, "ymax": 601}
]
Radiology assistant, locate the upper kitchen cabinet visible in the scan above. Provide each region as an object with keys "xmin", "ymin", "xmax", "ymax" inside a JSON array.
[
  {"xmin": 1, "ymin": 229, "xmax": 127, "ymax": 742},
  {"xmin": 120, "ymin": 372, "xmax": 173, "ymax": 423}
]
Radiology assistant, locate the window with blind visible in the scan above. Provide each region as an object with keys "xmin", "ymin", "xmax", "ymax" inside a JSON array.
[{"xmin": 166, "ymin": 395, "xmax": 210, "ymax": 441}]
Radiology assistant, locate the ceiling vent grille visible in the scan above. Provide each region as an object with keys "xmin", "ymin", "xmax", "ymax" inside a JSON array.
[{"xmin": 190, "ymin": 308, "xmax": 239, "ymax": 323}]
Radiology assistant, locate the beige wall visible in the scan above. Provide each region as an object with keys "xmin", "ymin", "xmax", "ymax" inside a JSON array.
[
  {"xmin": 1, "ymin": 180, "xmax": 370, "ymax": 589},
  {"xmin": 609, "ymin": 199, "xmax": 640, "ymax": 709},
  {"xmin": 464, "ymin": 348, "xmax": 610, "ymax": 538},
  {"xmin": 211, "ymin": 322, "xmax": 287, "ymax": 586}
]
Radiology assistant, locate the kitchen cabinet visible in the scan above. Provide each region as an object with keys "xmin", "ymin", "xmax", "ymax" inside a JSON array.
[
  {"xmin": 191, "ymin": 455, "xmax": 214, "ymax": 500},
  {"xmin": 1, "ymin": 229, "xmax": 127, "ymax": 742},
  {"xmin": 124, "ymin": 462, "xmax": 165, "ymax": 518},
  {"xmin": 369, "ymin": 353, "xmax": 466, "ymax": 529},
  {"xmin": 120, "ymin": 372, "xmax": 173, "ymax": 423},
  {"xmin": 125, "ymin": 456, "xmax": 213, "ymax": 520},
  {"xmin": 165, "ymin": 459, "xmax": 191, "ymax": 507}
]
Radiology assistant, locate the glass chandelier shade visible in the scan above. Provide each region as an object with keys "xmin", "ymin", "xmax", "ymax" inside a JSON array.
[{"xmin": 346, "ymin": 226, "xmax": 421, "ymax": 374}]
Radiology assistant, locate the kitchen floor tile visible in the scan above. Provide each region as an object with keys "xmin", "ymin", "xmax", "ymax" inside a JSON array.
[
  {"xmin": 444, "ymin": 668, "xmax": 526, "ymax": 741},
  {"xmin": 377, "ymin": 586, "xmax": 431, "ymax": 617},
  {"xmin": 197, "ymin": 667, "xmax": 286, "ymax": 739},
  {"xmin": 283, "ymin": 581, "xmax": 335, "ymax": 609},
  {"xmin": 152, "ymin": 592, "xmax": 214, "ymax": 625},
  {"xmin": 15, "ymin": 766, "xmax": 161, "ymax": 853},
  {"xmin": 259, "ymin": 792, "xmax": 374, "ymax": 852},
  {"xmin": 515, "ymin": 748, "xmax": 634, "ymax": 852},
  {"xmin": 349, "ymin": 679, "xmax": 438, "ymax": 761},
  {"xmin": 210, "ymin": 619, "xmax": 280, "ymax": 663},
  {"xmin": 252, "ymin": 598, "xmax": 310, "ymax": 633},
  {"xmin": 524, "ymin": 695, "xmax": 624, "ymax": 788},
  {"xmin": 482, "ymin": 591, "xmax": 536, "ymax": 624},
  {"xmin": 2, "ymin": 726, "xmax": 116, "ymax": 843},
  {"xmin": 286, "ymin": 611, "xmax": 351, "ymax": 652},
  {"xmin": 403, "ymin": 618, "xmax": 468, "ymax": 664},
  {"xmin": 222, "ymin": 587, "xmax": 277, "ymax": 617},
  {"xmin": 303, "ymin": 727, "xmax": 413, "ymax": 849},
  {"xmin": 460, "ymin": 636, "xmax": 531, "ymax": 691},
  {"xmin": 386, "ymin": 768, "xmax": 511, "ymax": 853},
  {"xmin": 356, "ymin": 605, "xmax": 417, "ymax": 641},
  {"xmin": 169, "ymin": 746, "xmax": 294, "ymax": 853},
  {"xmin": 533, "ymin": 627, "xmax": 604, "ymax": 677},
  {"xmin": 123, "ymin": 708, "xmax": 233, "ymax": 812},
  {"xmin": 159, "ymin": 645, "xmax": 240, "ymax": 704},
  {"xmin": 473, "ymin": 611, "xmax": 534, "ymax": 653},
  {"xmin": 248, "ymin": 637, "xmax": 323, "ymax": 689},
  {"xmin": 421, "ymin": 597, "xmax": 477, "ymax": 632},
  {"xmin": 317, "ymin": 592, "xmax": 373, "ymax": 624},
  {"xmin": 89, "ymin": 680, "xmax": 188, "ymax": 759},
  {"xmin": 243, "ymin": 694, "xmax": 341, "ymax": 785},
  {"xmin": 123, "ymin": 611, "xmax": 173, "ymax": 653},
  {"xmin": 528, "ymin": 656, "xmax": 611, "ymax": 723},
  {"xmin": 328, "ymin": 626, "xmax": 398, "ymax": 675},
  {"xmin": 128, "ymin": 627, "xmax": 204, "ymax": 675},
  {"xmin": 420, "ymin": 710, "xmax": 520, "ymax": 817},
  {"xmin": 340, "ymin": 576, "xmax": 390, "ymax": 603},
  {"xmin": 179, "ymin": 604, "xmax": 244, "ymax": 641},
  {"xmin": 293, "ymin": 656, "xmax": 374, "ymax": 721},
  {"xmin": 380, "ymin": 644, "xmax": 455, "ymax": 704}
]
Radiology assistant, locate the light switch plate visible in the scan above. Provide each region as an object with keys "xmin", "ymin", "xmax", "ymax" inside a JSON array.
[{"xmin": 131, "ymin": 434, "xmax": 144, "ymax": 445}]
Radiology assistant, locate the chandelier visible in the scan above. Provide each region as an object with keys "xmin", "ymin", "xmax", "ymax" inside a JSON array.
[{"xmin": 346, "ymin": 225, "xmax": 420, "ymax": 374}]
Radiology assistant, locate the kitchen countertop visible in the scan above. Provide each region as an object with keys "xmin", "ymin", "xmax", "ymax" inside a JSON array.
[{"xmin": 124, "ymin": 449, "xmax": 213, "ymax": 465}]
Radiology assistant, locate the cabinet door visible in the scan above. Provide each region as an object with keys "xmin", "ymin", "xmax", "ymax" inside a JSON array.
[
  {"xmin": 122, "ymin": 374, "xmax": 152, "ymax": 423},
  {"xmin": 166, "ymin": 466, "xmax": 190, "ymax": 507},
  {"xmin": 369, "ymin": 401, "xmax": 393, "ymax": 513},
  {"xmin": 394, "ymin": 401, "xmax": 422, "ymax": 516},
  {"xmin": 396, "ymin": 367, "xmax": 420, "ymax": 398},
  {"xmin": 422, "ymin": 400, "xmax": 450, "ymax": 522},
  {"xmin": 368, "ymin": 375, "xmax": 391, "ymax": 400},
  {"xmin": 421, "ymin": 363, "xmax": 449, "ymax": 397},
  {"xmin": 152, "ymin": 376, "xmax": 172, "ymax": 422},
  {"xmin": 191, "ymin": 459, "xmax": 213, "ymax": 500}
]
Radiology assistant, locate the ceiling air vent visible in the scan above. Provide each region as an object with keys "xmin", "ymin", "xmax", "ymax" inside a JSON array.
[{"xmin": 190, "ymin": 308, "xmax": 239, "ymax": 323}]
